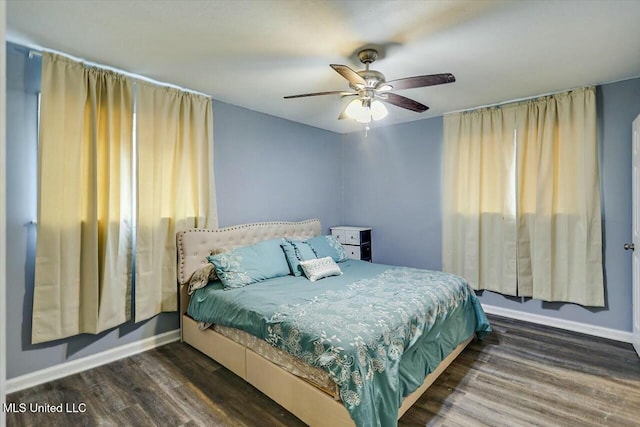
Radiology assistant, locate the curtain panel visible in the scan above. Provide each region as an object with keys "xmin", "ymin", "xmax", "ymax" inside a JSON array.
[
  {"xmin": 442, "ymin": 107, "xmax": 518, "ymax": 295},
  {"xmin": 515, "ymin": 87, "xmax": 603, "ymax": 306},
  {"xmin": 135, "ymin": 82, "xmax": 218, "ymax": 322},
  {"xmin": 443, "ymin": 87, "xmax": 604, "ymax": 307},
  {"xmin": 33, "ymin": 53, "xmax": 134, "ymax": 343}
]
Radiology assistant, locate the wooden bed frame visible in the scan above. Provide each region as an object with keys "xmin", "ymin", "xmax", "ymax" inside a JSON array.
[{"xmin": 177, "ymin": 219, "xmax": 473, "ymax": 426}]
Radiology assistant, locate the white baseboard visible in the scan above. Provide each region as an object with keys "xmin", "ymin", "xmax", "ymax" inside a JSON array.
[
  {"xmin": 481, "ymin": 304, "xmax": 633, "ymax": 344},
  {"xmin": 6, "ymin": 329, "xmax": 180, "ymax": 394}
]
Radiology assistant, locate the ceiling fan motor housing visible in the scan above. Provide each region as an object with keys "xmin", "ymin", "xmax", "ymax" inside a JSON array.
[
  {"xmin": 353, "ymin": 49, "xmax": 386, "ymax": 89},
  {"xmin": 354, "ymin": 69, "xmax": 386, "ymax": 89},
  {"xmin": 358, "ymin": 48, "xmax": 378, "ymax": 65}
]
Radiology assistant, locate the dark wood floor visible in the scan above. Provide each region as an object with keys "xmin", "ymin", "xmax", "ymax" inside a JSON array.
[{"xmin": 7, "ymin": 315, "xmax": 640, "ymax": 427}]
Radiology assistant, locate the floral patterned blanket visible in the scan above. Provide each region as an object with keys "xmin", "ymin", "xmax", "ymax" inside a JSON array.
[{"xmin": 189, "ymin": 260, "xmax": 491, "ymax": 427}]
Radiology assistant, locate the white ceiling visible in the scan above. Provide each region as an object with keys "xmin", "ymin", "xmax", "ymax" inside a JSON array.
[{"xmin": 6, "ymin": 0, "xmax": 640, "ymax": 134}]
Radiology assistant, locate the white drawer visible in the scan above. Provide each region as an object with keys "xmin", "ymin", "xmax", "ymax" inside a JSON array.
[
  {"xmin": 345, "ymin": 230, "xmax": 360, "ymax": 245},
  {"xmin": 343, "ymin": 244, "xmax": 361, "ymax": 260},
  {"xmin": 331, "ymin": 228, "xmax": 348, "ymax": 244}
]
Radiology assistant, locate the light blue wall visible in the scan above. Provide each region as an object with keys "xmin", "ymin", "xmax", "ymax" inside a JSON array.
[
  {"xmin": 342, "ymin": 119, "xmax": 443, "ymax": 270},
  {"xmin": 5, "ymin": 43, "xmax": 342, "ymax": 379},
  {"xmin": 212, "ymin": 100, "xmax": 342, "ymax": 231},
  {"xmin": 342, "ymin": 78, "xmax": 640, "ymax": 332}
]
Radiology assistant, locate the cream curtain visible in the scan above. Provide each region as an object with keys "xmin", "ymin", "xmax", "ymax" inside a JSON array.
[
  {"xmin": 33, "ymin": 53, "xmax": 134, "ymax": 343},
  {"xmin": 515, "ymin": 87, "xmax": 604, "ymax": 306},
  {"xmin": 135, "ymin": 82, "xmax": 217, "ymax": 322},
  {"xmin": 443, "ymin": 87, "xmax": 604, "ymax": 306},
  {"xmin": 442, "ymin": 107, "xmax": 518, "ymax": 295}
]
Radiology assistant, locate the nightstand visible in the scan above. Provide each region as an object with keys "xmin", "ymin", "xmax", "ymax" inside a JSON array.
[{"xmin": 330, "ymin": 226, "xmax": 372, "ymax": 262}]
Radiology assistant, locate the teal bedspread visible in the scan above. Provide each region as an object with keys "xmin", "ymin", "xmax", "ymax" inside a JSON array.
[{"xmin": 188, "ymin": 260, "xmax": 491, "ymax": 427}]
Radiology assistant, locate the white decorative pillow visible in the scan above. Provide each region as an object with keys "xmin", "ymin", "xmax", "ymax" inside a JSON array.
[
  {"xmin": 299, "ymin": 256, "xmax": 343, "ymax": 282},
  {"xmin": 188, "ymin": 264, "xmax": 217, "ymax": 294}
]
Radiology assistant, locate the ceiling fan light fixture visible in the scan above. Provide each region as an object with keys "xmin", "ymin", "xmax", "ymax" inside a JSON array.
[
  {"xmin": 370, "ymin": 100, "xmax": 388, "ymax": 121},
  {"xmin": 345, "ymin": 98, "xmax": 372, "ymax": 123}
]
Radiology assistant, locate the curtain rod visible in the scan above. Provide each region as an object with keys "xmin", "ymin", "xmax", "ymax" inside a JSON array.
[
  {"xmin": 446, "ymin": 74, "xmax": 638, "ymax": 116},
  {"xmin": 446, "ymin": 86, "xmax": 595, "ymax": 116},
  {"xmin": 24, "ymin": 47, "xmax": 211, "ymax": 98}
]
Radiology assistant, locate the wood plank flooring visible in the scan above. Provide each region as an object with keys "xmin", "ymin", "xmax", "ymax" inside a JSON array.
[{"xmin": 7, "ymin": 315, "xmax": 640, "ymax": 427}]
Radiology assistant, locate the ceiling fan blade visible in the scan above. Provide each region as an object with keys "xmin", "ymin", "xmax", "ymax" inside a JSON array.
[
  {"xmin": 284, "ymin": 91, "xmax": 355, "ymax": 99},
  {"xmin": 330, "ymin": 64, "xmax": 366, "ymax": 87},
  {"xmin": 386, "ymin": 73, "xmax": 455, "ymax": 91},
  {"xmin": 380, "ymin": 93, "xmax": 429, "ymax": 112}
]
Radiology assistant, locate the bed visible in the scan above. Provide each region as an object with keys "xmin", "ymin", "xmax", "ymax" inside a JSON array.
[{"xmin": 177, "ymin": 219, "xmax": 490, "ymax": 426}]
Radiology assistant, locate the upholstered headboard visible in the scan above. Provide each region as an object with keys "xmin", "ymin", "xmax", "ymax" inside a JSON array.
[{"xmin": 176, "ymin": 219, "xmax": 322, "ymax": 286}]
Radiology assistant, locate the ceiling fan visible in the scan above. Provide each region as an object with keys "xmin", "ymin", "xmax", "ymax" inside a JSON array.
[{"xmin": 284, "ymin": 48, "xmax": 456, "ymax": 124}]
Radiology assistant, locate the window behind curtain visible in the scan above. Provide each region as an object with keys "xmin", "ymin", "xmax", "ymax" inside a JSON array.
[{"xmin": 443, "ymin": 87, "xmax": 604, "ymax": 307}]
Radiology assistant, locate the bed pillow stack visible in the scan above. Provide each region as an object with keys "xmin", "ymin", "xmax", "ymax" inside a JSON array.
[
  {"xmin": 207, "ymin": 238, "xmax": 291, "ymax": 289},
  {"xmin": 281, "ymin": 236, "xmax": 347, "ymax": 281},
  {"xmin": 206, "ymin": 235, "xmax": 350, "ymax": 289},
  {"xmin": 281, "ymin": 240, "xmax": 318, "ymax": 276}
]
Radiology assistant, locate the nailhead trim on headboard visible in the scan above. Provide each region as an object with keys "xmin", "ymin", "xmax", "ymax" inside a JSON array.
[{"xmin": 176, "ymin": 219, "xmax": 322, "ymax": 285}]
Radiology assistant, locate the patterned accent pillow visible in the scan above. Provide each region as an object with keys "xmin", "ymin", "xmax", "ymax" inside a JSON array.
[
  {"xmin": 281, "ymin": 239, "xmax": 317, "ymax": 276},
  {"xmin": 187, "ymin": 247, "xmax": 230, "ymax": 293},
  {"xmin": 188, "ymin": 264, "xmax": 217, "ymax": 295},
  {"xmin": 207, "ymin": 238, "xmax": 291, "ymax": 289},
  {"xmin": 306, "ymin": 235, "xmax": 348, "ymax": 263},
  {"xmin": 299, "ymin": 256, "xmax": 343, "ymax": 282}
]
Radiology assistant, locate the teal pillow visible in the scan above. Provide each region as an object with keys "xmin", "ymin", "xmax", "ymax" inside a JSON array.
[
  {"xmin": 281, "ymin": 239, "xmax": 317, "ymax": 276},
  {"xmin": 306, "ymin": 235, "xmax": 348, "ymax": 263},
  {"xmin": 207, "ymin": 238, "xmax": 291, "ymax": 289}
]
